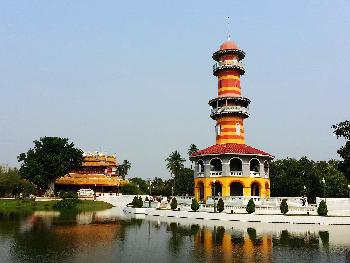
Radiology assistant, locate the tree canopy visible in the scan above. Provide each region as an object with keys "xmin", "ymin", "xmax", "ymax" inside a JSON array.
[
  {"xmin": 17, "ymin": 137, "xmax": 83, "ymax": 193},
  {"xmin": 270, "ymin": 157, "xmax": 348, "ymax": 202},
  {"xmin": 187, "ymin": 144, "xmax": 199, "ymax": 158},
  {"xmin": 332, "ymin": 120, "xmax": 350, "ymax": 180},
  {"xmin": 118, "ymin": 160, "xmax": 131, "ymax": 179}
]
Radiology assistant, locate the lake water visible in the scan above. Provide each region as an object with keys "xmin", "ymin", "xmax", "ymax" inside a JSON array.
[{"xmin": 0, "ymin": 208, "xmax": 349, "ymax": 263}]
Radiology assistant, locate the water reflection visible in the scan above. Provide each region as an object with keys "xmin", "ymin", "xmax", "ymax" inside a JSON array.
[{"xmin": 0, "ymin": 209, "xmax": 350, "ymax": 263}]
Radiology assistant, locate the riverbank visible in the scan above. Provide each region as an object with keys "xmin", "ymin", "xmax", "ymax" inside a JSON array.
[
  {"xmin": 0, "ymin": 199, "xmax": 113, "ymax": 213},
  {"xmin": 123, "ymin": 207, "xmax": 350, "ymax": 226}
]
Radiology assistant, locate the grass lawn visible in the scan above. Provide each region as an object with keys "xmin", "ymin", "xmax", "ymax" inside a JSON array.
[{"xmin": 0, "ymin": 199, "xmax": 113, "ymax": 213}]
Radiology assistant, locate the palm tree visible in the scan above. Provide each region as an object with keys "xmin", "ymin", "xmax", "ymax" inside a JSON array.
[
  {"xmin": 187, "ymin": 144, "xmax": 199, "ymax": 157},
  {"xmin": 165, "ymin": 151, "xmax": 185, "ymax": 195},
  {"xmin": 118, "ymin": 160, "xmax": 131, "ymax": 179},
  {"xmin": 187, "ymin": 144, "xmax": 199, "ymax": 169}
]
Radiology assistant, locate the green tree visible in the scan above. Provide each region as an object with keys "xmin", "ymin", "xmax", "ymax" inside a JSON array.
[
  {"xmin": 332, "ymin": 120, "xmax": 350, "ymax": 180},
  {"xmin": 188, "ymin": 144, "xmax": 199, "ymax": 158},
  {"xmin": 280, "ymin": 199, "xmax": 289, "ymax": 215},
  {"xmin": 191, "ymin": 198, "xmax": 200, "ymax": 211},
  {"xmin": 174, "ymin": 168, "xmax": 194, "ymax": 196},
  {"xmin": 118, "ymin": 160, "xmax": 131, "ymax": 179},
  {"xmin": 317, "ymin": 200, "xmax": 328, "ymax": 216},
  {"xmin": 0, "ymin": 166, "xmax": 35, "ymax": 197},
  {"xmin": 246, "ymin": 198, "xmax": 255, "ymax": 214},
  {"xmin": 170, "ymin": 197, "xmax": 178, "ymax": 210},
  {"xmin": 217, "ymin": 198, "xmax": 225, "ymax": 213},
  {"xmin": 129, "ymin": 177, "xmax": 147, "ymax": 194},
  {"xmin": 165, "ymin": 151, "xmax": 185, "ymax": 195},
  {"xmin": 17, "ymin": 137, "xmax": 83, "ymax": 195}
]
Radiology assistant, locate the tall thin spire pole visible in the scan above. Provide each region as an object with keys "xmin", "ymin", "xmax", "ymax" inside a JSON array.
[{"xmin": 227, "ymin": 16, "xmax": 231, "ymax": 40}]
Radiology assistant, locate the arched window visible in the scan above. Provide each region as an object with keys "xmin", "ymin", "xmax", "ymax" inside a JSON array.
[
  {"xmin": 264, "ymin": 161, "xmax": 269, "ymax": 177},
  {"xmin": 215, "ymin": 124, "xmax": 221, "ymax": 136},
  {"xmin": 236, "ymin": 123, "xmax": 241, "ymax": 135},
  {"xmin": 197, "ymin": 160, "xmax": 204, "ymax": 173},
  {"xmin": 230, "ymin": 158, "xmax": 242, "ymax": 175},
  {"xmin": 210, "ymin": 158, "xmax": 222, "ymax": 172},
  {"xmin": 250, "ymin": 159, "xmax": 260, "ymax": 176}
]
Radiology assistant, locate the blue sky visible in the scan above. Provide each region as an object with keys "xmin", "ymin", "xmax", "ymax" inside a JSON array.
[{"xmin": 0, "ymin": 1, "xmax": 349, "ymax": 179}]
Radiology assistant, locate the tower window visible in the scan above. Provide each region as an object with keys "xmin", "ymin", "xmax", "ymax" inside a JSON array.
[
  {"xmin": 236, "ymin": 123, "xmax": 241, "ymax": 135},
  {"xmin": 215, "ymin": 124, "xmax": 221, "ymax": 136}
]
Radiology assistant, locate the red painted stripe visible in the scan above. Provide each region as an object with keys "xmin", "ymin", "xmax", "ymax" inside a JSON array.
[
  {"xmin": 221, "ymin": 128, "xmax": 244, "ymax": 132},
  {"xmin": 218, "ymin": 71, "xmax": 240, "ymax": 77},
  {"xmin": 220, "ymin": 79, "xmax": 240, "ymax": 87}
]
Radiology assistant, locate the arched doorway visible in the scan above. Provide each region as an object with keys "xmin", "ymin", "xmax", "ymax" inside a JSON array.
[
  {"xmin": 230, "ymin": 182, "xmax": 243, "ymax": 196},
  {"xmin": 265, "ymin": 182, "xmax": 270, "ymax": 197},
  {"xmin": 211, "ymin": 181, "xmax": 222, "ymax": 197},
  {"xmin": 251, "ymin": 182, "xmax": 260, "ymax": 196},
  {"xmin": 197, "ymin": 181, "xmax": 204, "ymax": 200}
]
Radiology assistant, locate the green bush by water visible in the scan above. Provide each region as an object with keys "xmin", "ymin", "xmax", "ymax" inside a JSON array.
[
  {"xmin": 53, "ymin": 198, "xmax": 81, "ymax": 209},
  {"xmin": 58, "ymin": 190, "xmax": 78, "ymax": 199},
  {"xmin": 191, "ymin": 198, "xmax": 199, "ymax": 212},
  {"xmin": 131, "ymin": 196, "xmax": 143, "ymax": 208},
  {"xmin": 246, "ymin": 198, "xmax": 255, "ymax": 214},
  {"xmin": 280, "ymin": 199, "xmax": 289, "ymax": 215},
  {"xmin": 217, "ymin": 198, "xmax": 224, "ymax": 213},
  {"xmin": 170, "ymin": 197, "xmax": 177, "ymax": 210},
  {"xmin": 317, "ymin": 200, "xmax": 328, "ymax": 216}
]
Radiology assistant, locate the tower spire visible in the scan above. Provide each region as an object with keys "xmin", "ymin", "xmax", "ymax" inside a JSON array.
[{"xmin": 226, "ymin": 16, "xmax": 231, "ymax": 40}]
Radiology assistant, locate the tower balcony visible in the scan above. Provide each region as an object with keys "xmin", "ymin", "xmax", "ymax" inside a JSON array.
[
  {"xmin": 210, "ymin": 105, "xmax": 249, "ymax": 119},
  {"xmin": 213, "ymin": 60, "xmax": 245, "ymax": 75}
]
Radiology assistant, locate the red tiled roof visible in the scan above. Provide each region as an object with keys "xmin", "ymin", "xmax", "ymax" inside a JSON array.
[{"xmin": 192, "ymin": 144, "xmax": 274, "ymax": 158}]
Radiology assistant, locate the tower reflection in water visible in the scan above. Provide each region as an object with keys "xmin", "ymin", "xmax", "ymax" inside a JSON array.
[{"xmin": 167, "ymin": 222, "xmax": 332, "ymax": 262}]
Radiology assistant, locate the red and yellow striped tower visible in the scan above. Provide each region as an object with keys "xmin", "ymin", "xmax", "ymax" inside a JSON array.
[
  {"xmin": 190, "ymin": 37, "xmax": 274, "ymax": 202},
  {"xmin": 210, "ymin": 39, "xmax": 249, "ymax": 145}
]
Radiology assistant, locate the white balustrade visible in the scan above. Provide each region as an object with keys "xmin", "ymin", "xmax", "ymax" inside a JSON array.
[
  {"xmin": 210, "ymin": 171, "xmax": 222, "ymax": 176},
  {"xmin": 230, "ymin": 171, "xmax": 242, "ymax": 176},
  {"xmin": 250, "ymin": 171, "xmax": 260, "ymax": 177}
]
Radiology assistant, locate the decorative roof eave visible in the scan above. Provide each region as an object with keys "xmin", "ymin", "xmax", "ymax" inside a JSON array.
[
  {"xmin": 190, "ymin": 152, "xmax": 275, "ymax": 159},
  {"xmin": 213, "ymin": 65, "xmax": 245, "ymax": 76},
  {"xmin": 189, "ymin": 144, "xmax": 275, "ymax": 160},
  {"xmin": 212, "ymin": 49, "xmax": 246, "ymax": 61}
]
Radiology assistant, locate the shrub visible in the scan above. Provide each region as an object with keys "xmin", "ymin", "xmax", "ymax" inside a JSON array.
[
  {"xmin": 170, "ymin": 197, "xmax": 177, "ymax": 210},
  {"xmin": 53, "ymin": 198, "xmax": 81, "ymax": 209},
  {"xmin": 280, "ymin": 199, "xmax": 289, "ymax": 215},
  {"xmin": 217, "ymin": 198, "xmax": 224, "ymax": 213},
  {"xmin": 246, "ymin": 198, "xmax": 255, "ymax": 214},
  {"xmin": 131, "ymin": 196, "xmax": 143, "ymax": 208},
  {"xmin": 191, "ymin": 198, "xmax": 200, "ymax": 212},
  {"xmin": 58, "ymin": 191, "xmax": 78, "ymax": 199},
  {"xmin": 317, "ymin": 200, "xmax": 328, "ymax": 216}
]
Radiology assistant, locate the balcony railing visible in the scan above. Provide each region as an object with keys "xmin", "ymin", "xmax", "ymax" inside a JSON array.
[
  {"xmin": 213, "ymin": 60, "xmax": 245, "ymax": 72},
  {"xmin": 230, "ymin": 171, "xmax": 242, "ymax": 176},
  {"xmin": 250, "ymin": 171, "xmax": 260, "ymax": 177},
  {"xmin": 197, "ymin": 172, "xmax": 204, "ymax": 178},
  {"xmin": 211, "ymin": 106, "xmax": 249, "ymax": 117},
  {"xmin": 210, "ymin": 171, "xmax": 222, "ymax": 176}
]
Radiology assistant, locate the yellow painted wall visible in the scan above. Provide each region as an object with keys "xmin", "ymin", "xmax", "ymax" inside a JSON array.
[{"xmin": 194, "ymin": 177, "xmax": 270, "ymax": 201}]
